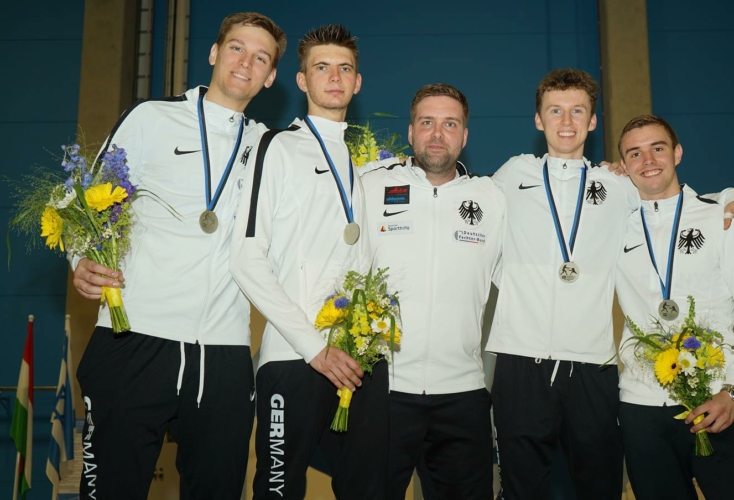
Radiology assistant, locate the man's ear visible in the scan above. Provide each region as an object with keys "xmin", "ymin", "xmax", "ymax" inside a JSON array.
[
  {"xmin": 208, "ymin": 43, "xmax": 219, "ymax": 66},
  {"xmin": 296, "ymin": 72, "xmax": 308, "ymax": 93},
  {"xmin": 263, "ymin": 68, "xmax": 277, "ymax": 89},
  {"xmin": 588, "ymin": 113, "xmax": 598, "ymax": 132},
  {"xmin": 534, "ymin": 113, "xmax": 544, "ymax": 132}
]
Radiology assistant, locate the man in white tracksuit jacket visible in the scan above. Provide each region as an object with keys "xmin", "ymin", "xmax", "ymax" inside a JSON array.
[
  {"xmin": 615, "ymin": 114, "xmax": 734, "ymax": 500},
  {"xmin": 486, "ymin": 69, "xmax": 734, "ymax": 500},
  {"xmin": 230, "ymin": 25, "xmax": 387, "ymax": 500},
  {"xmin": 69, "ymin": 13, "xmax": 285, "ymax": 500},
  {"xmin": 362, "ymin": 84, "xmax": 505, "ymax": 499}
]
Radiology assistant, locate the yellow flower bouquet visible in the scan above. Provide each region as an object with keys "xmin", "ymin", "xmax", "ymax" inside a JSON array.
[
  {"xmin": 10, "ymin": 142, "xmax": 170, "ymax": 333},
  {"xmin": 314, "ymin": 267, "xmax": 401, "ymax": 432},
  {"xmin": 624, "ymin": 296, "xmax": 727, "ymax": 456}
]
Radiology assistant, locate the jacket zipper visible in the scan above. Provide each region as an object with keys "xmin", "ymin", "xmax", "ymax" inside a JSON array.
[{"xmin": 423, "ymin": 185, "xmax": 439, "ymax": 394}]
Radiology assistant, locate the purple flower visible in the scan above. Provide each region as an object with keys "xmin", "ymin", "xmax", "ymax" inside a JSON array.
[
  {"xmin": 65, "ymin": 178, "xmax": 74, "ymax": 191},
  {"xmin": 683, "ymin": 337, "xmax": 701, "ymax": 350},
  {"xmin": 378, "ymin": 149, "xmax": 394, "ymax": 161},
  {"xmin": 334, "ymin": 297, "xmax": 350, "ymax": 309}
]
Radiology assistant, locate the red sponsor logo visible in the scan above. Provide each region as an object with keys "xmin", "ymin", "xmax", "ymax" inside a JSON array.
[{"xmin": 387, "ymin": 186, "xmax": 409, "ymax": 195}]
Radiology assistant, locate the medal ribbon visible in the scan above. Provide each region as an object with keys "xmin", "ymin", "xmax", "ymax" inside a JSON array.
[
  {"xmin": 639, "ymin": 191, "xmax": 683, "ymax": 301},
  {"xmin": 197, "ymin": 87, "xmax": 245, "ymax": 212},
  {"xmin": 304, "ymin": 116, "xmax": 354, "ymax": 223},
  {"xmin": 543, "ymin": 161, "xmax": 587, "ymax": 264}
]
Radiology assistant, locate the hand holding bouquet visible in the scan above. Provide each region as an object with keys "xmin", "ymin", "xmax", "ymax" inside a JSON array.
[
  {"xmin": 10, "ymin": 141, "xmax": 169, "ymax": 333},
  {"xmin": 314, "ymin": 267, "xmax": 401, "ymax": 432},
  {"xmin": 624, "ymin": 296, "xmax": 728, "ymax": 456}
]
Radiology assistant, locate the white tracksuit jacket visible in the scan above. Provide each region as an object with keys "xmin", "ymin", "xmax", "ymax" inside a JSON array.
[
  {"xmin": 361, "ymin": 159, "xmax": 505, "ymax": 394},
  {"xmin": 617, "ymin": 184, "xmax": 734, "ymax": 406},
  {"xmin": 230, "ymin": 116, "xmax": 372, "ymax": 367},
  {"xmin": 84, "ymin": 86, "xmax": 266, "ymax": 345},
  {"xmin": 486, "ymin": 154, "xmax": 639, "ymax": 364}
]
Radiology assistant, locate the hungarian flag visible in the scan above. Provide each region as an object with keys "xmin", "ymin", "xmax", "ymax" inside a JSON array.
[
  {"xmin": 47, "ymin": 314, "xmax": 76, "ymax": 498},
  {"xmin": 10, "ymin": 315, "xmax": 34, "ymax": 500}
]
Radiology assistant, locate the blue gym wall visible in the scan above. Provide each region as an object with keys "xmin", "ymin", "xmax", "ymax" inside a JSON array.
[
  {"xmin": 646, "ymin": 0, "xmax": 733, "ymax": 194},
  {"xmin": 0, "ymin": 1, "xmax": 85, "ymax": 498}
]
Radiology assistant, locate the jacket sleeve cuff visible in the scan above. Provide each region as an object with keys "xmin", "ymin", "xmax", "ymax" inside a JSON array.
[{"xmin": 296, "ymin": 333, "xmax": 328, "ymax": 364}]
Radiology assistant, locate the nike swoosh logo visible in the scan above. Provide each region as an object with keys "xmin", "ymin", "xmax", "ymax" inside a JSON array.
[
  {"xmin": 315, "ymin": 167, "xmax": 329, "ymax": 174},
  {"xmin": 174, "ymin": 147, "xmax": 201, "ymax": 155},
  {"xmin": 519, "ymin": 183, "xmax": 541, "ymax": 190},
  {"xmin": 383, "ymin": 210, "xmax": 408, "ymax": 217},
  {"xmin": 624, "ymin": 244, "xmax": 643, "ymax": 253}
]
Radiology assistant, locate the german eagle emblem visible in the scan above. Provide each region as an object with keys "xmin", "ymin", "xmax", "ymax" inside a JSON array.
[
  {"xmin": 459, "ymin": 200, "xmax": 483, "ymax": 226},
  {"xmin": 678, "ymin": 228, "xmax": 705, "ymax": 254},
  {"xmin": 585, "ymin": 181, "xmax": 607, "ymax": 205}
]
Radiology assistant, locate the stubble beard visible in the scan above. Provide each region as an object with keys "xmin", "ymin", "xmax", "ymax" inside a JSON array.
[{"xmin": 414, "ymin": 145, "xmax": 457, "ymax": 178}]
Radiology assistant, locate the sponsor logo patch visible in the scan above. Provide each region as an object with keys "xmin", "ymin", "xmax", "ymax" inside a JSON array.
[
  {"xmin": 379, "ymin": 221, "xmax": 413, "ymax": 235},
  {"xmin": 454, "ymin": 229, "xmax": 486, "ymax": 245},
  {"xmin": 384, "ymin": 185, "xmax": 410, "ymax": 204}
]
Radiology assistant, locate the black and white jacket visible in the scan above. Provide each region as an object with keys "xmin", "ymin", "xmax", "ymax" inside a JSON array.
[{"xmin": 230, "ymin": 116, "xmax": 371, "ymax": 367}]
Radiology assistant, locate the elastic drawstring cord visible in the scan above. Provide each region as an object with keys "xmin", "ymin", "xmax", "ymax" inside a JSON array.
[
  {"xmin": 176, "ymin": 342, "xmax": 206, "ymax": 408},
  {"xmin": 536, "ymin": 358, "xmax": 574, "ymax": 386},
  {"xmin": 550, "ymin": 359, "xmax": 560, "ymax": 386},
  {"xmin": 197, "ymin": 345, "xmax": 206, "ymax": 408},
  {"xmin": 177, "ymin": 342, "xmax": 186, "ymax": 395}
]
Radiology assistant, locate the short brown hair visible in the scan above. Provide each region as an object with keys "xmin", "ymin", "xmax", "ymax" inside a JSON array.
[
  {"xmin": 298, "ymin": 24, "xmax": 358, "ymax": 72},
  {"xmin": 618, "ymin": 114, "xmax": 679, "ymax": 158},
  {"xmin": 410, "ymin": 84, "xmax": 469, "ymax": 125},
  {"xmin": 216, "ymin": 12, "xmax": 287, "ymax": 68},
  {"xmin": 535, "ymin": 68, "xmax": 599, "ymax": 114}
]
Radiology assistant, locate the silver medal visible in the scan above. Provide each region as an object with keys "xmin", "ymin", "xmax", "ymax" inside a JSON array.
[
  {"xmin": 558, "ymin": 262, "xmax": 580, "ymax": 283},
  {"xmin": 343, "ymin": 222, "xmax": 360, "ymax": 245},
  {"xmin": 658, "ymin": 299, "xmax": 680, "ymax": 321},
  {"xmin": 199, "ymin": 210, "xmax": 218, "ymax": 234}
]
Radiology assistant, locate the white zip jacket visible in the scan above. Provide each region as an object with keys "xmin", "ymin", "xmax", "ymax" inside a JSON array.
[
  {"xmin": 486, "ymin": 154, "xmax": 639, "ymax": 364},
  {"xmin": 85, "ymin": 86, "xmax": 266, "ymax": 345},
  {"xmin": 230, "ymin": 116, "xmax": 372, "ymax": 367},
  {"xmin": 617, "ymin": 185, "xmax": 734, "ymax": 406},
  {"xmin": 361, "ymin": 158, "xmax": 505, "ymax": 394}
]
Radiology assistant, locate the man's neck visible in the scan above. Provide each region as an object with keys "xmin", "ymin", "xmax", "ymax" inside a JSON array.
[
  {"xmin": 416, "ymin": 162, "xmax": 457, "ymax": 187},
  {"xmin": 308, "ymin": 107, "xmax": 347, "ymax": 123},
  {"xmin": 640, "ymin": 183, "xmax": 682, "ymax": 201},
  {"xmin": 204, "ymin": 86, "xmax": 249, "ymax": 113}
]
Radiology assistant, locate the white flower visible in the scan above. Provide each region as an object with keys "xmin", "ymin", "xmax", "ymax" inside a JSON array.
[
  {"xmin": 371, "ymin": 317, "xmax": 390, "ymax": 334},
  {"xmin": 678, "ymin": 351, "xmax": 697, "ymax": 376},
  {"xmin": 688, "ymin": 378, "xmax": 698, "ymax": 388},
  {"xmin": 49, "ymin": 188, "xmax": 77, "ymax": 209}
]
